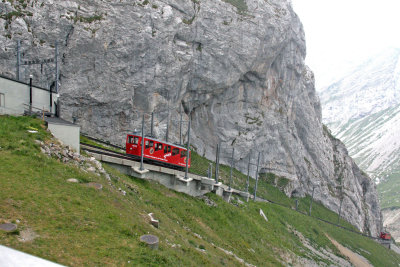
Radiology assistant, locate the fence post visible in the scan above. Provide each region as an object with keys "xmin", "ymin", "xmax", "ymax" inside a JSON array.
[
  {"xmin": 140, "ymin": 114, "xmax": 145, "ymax": 171},
  {"xmin": 229, "ymin": 148, "xmax": 235, "ymax": 191},
  {"xmin": 309, "ymin": 186, "xmax": 315, "ymax": 216},
  {"xmin": 295, "ymin": 199, "xmax": 298, "ymax": 211},
  {"xmin": 245, "ymin": 150, "xmax": 251, "ymax": 193},
  {"xmin": 214, "ymin": 143, "xmax": 220, "ymax": 183},
  {"xmin": 253, "ymin": 152, "xmax": 261, "ymax": 201},
  {"xmin": 184, "ymin": 116, "xmax": 191, "ymax": 180}
]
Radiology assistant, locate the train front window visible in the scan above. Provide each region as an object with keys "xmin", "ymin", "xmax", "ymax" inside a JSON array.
[
  {"xmin": 172, "ymin": 148, "xmax": 179, "ymax": 156},
  {"xmin": 134, "ymin": 137, "xmax": 139, "ymax": 144},
  {"xmin": 181, "ymin": 150, "xmax": 186, "ymax": 158},
  {"xmin": 128, "ymin": 136, "xmax": 133, "ymax": 144}
]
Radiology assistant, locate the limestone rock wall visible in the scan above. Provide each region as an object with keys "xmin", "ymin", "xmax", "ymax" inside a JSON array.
[{"xmin": 0, "ymin": 0, "xmax": 381, "ymax": 235}]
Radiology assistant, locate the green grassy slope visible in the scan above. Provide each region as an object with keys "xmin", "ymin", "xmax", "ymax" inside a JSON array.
[
  {"xmin": 378, "ymin": 173, "xmax": 400, "ymax": 209},
  {"xmin": 1, "ymin": 115, "xmax": 399, "ymax": 266}
]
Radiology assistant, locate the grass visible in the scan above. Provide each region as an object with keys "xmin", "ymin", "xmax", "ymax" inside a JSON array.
[
  {"xmin": 1, "ymin": 115, "xmax": 399, "ymax": 266},
  {"xmin": 378, "ymin": 172, "xmax": 400, "ymax": 209}
]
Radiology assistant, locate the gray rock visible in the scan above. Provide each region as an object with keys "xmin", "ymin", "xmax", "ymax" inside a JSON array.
[
  {"xmin": 67, "ymin": 178, "xmax": 79, "ymax": 183},
  {"xmin": 86, "ymin": 182, "xmax": 103, "ymax": 190},
  {"xmin": 0, "ymin": 0, "xmax": 381, "ymax": 235},
  {"xmin": 0, "ymin": 223, "xmax": 17, "ymax": 232},
  {"xmin": 86, "ymin": 166, "xmax": 96, "ymax": 173}
]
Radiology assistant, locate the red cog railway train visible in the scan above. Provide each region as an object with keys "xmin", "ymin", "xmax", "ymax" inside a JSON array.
[{"xmin": 126, "ymin": 134, "xmax": 191, "ymax": 169}]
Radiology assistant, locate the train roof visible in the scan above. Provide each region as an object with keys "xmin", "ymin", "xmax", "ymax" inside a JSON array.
[{"xmin": 127, "ymin": 134, "xmax": 188, "ymax": 150}]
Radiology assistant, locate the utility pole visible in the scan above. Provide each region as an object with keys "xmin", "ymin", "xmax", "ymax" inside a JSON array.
[
  {"xmin": 337, "ymin": 185, "xmax": 344, "ymax": 223},
  {"xmin": 229, "ymin": 148, "xmax": 235, "ymax": 191},
  {"xmin": 140, "ymin": 114, "xmax": 145, "ymax": 171},
  {"xmin": 16, "ymin": 40, "xmax": 21, "ymax": 81},
  {"xmin": 29, "ymin": 74, "xmax": 33, "ymax": 113},
  {"xmin": 150, "ymin": 112, "xmax": 154, "ymax": 137},
  {"xmin": 309, "ymin": 185, "xmax": 315, "ymax": 216},
  {"xmin": 184, "ymin": 115, "xmax": 191, "ymax": 180},
  {"xmin": 245, "ymin": 150, "xmax": 251, "ymax": 193},
  {"xmin": 179, "ymin": 105, "xmax": 183, "ymax": 145},
  {"xmin": 253, "ymin": 152, "xmax": 261, "ymax": 201},
  {"xmin": 55, "ymin": 41, "xmax": 59, "ymax": 93},
  {"xmin": 214, "ymin": 143, "xmax": 220, "ymax": 183}
]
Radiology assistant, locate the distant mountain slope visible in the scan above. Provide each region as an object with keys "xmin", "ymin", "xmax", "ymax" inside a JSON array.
[
  {"xmin": 330, "ymin": 104, "xmax": 400, "ymax": 183},
  {"xmin": 319, "ymin": 49, "xmax": 400, "ymax": 239},
  {"xmin": 320, "ymin": 49, "xmax": 400, "ymax": 211},
  {"xmin": 320, "ymin": 48, "xmax": 400, "ymax": 187},
  {"xmin": 320, "ymin": 48, "xmax": 400, "ymax": 128}
]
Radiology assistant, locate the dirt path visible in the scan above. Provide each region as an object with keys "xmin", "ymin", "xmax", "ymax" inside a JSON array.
[{"xmin": 326, "ymin": 234, "xmax": 372, "ymax": 267}]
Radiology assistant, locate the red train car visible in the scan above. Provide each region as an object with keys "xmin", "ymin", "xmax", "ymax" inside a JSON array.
[
  {"xmin": 380, "ymin": 232, "xmax": 392, "ymax": 241},
  {"xmin": 126, "ymin": 134, "xmax": 191, "ymax": 169}
]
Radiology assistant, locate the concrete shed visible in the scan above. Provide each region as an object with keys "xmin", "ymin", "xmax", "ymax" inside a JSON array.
[{"xmin": 45, "ymin": 117, "xmax": 80, "ymax": 154}]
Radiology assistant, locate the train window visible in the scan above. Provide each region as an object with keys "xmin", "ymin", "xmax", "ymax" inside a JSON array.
[
  {"xmin": 155, "ymin": 143, "xmax": 162, "ymax": 151},
  {"xmin": 128, "ymin": 136, "xmax": 134, "ymax": 144},
  {"xmin": 172, "ymin": 148, "xmax": 179, "ymax": 156},
  {"xmin": 164, "ymin": 146, "xmax": 172, "ymax": 153},
  {"xmin": 181, "ymin": 150, "xmax": 186, "ymax": 158},
  {"xmin": 145, "ymin": 140, "xmax": 149, "ymax": 148},
  {"xmin": 149, "ymin": 141, "xmax": 154, "ymax": 147},
  {"xmin": 134, "ymin": 137, "xmax": 139, "ymax": 144}
]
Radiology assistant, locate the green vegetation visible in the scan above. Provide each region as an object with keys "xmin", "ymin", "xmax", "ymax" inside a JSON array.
[
  {"xmin": 1, "ymin": 115, "xmax": 399, "ymax": 266},
  {"xmin": 378, "ymin": 172, "xmax": 400, "ymax": 209},
  {"xmin": 0, "ymin": 0, "xmax": 32, "ymax": 26},
  {"xmin": 182, "ymin": 15, "xmax": 195, "ymax": 25},
  {"xmin": 73, "ymin": 14, "xmax": 103, "ymax": 24},
  {"xmin": 245, "ymin": 112, "xmax": 263, "ymax": 126},
  {"xmin": 222, "ymin": 0, "xmax": 247, "ymax": 14}
]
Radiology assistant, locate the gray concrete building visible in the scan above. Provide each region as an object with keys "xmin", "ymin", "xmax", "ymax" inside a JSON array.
[
  {"xmin": 0, "ymin": 75, "xmax": 80, "ymax": 154},
  {"xmin": 0, "ymin": 75, "xmax": 58, "ymax": 115},
  {"xmin": 45, "ymin": 117, "xmax": 80, "ymax": 153}
]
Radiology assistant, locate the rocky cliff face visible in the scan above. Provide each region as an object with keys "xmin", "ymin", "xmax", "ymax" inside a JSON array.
[{"xmin": 0, "ymin": 0, "xmax": 381, "ymax": 235}]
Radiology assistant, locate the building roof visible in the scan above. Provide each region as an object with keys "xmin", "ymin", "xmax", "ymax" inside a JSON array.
[{"xmin": 45, "ymin": 117, "xmax": 80, "ymax": 127}]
